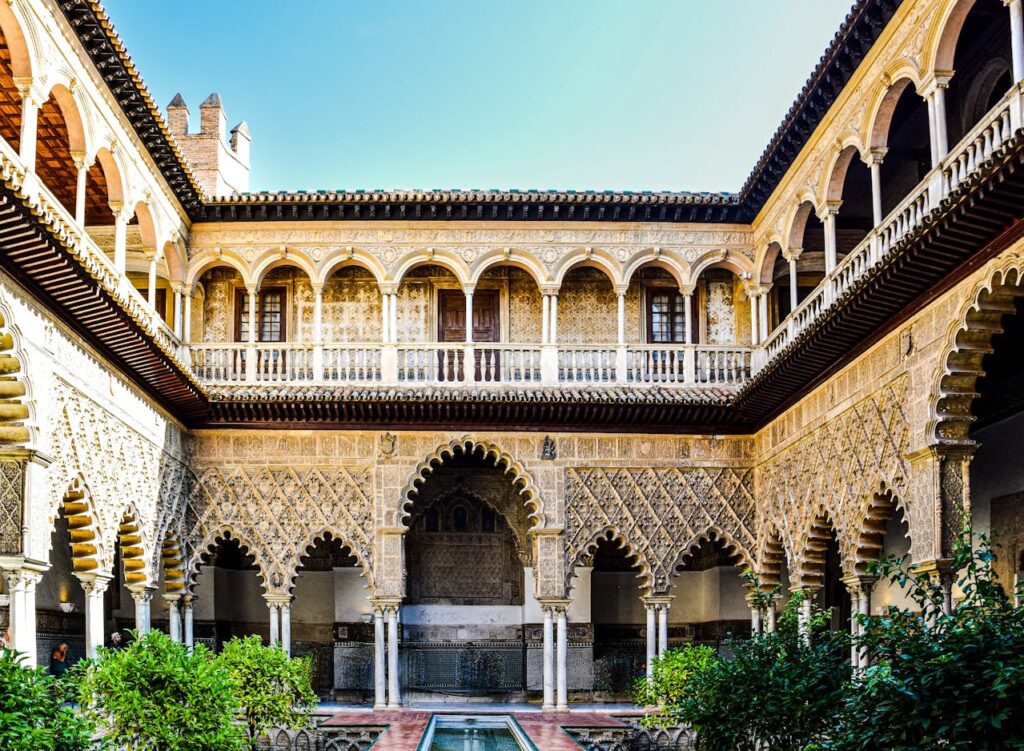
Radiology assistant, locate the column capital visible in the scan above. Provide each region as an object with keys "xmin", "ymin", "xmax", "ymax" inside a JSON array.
[
  {"xmin": 782, "ymin": 247, "xmax": 803, "ymax": 262},
  {"xmin": 13, "ymin": 77, "xmax": 44, "ymax": 108},
  {"xmin": 77, "ymin": 572, "xmax": 113, "ymax": 596},
  {"xmin": 163, "ymin": 593, "xmax": 182, "ymax": 605},
  {"xmin": 864, "ymin": 147, "xmax": 888, "ymax": 166},
  {"xmin": 1005, "ymin": 0, "xmax": 1022, "ymax": 7},
  {"xmin": 641, "ymin": 595, "xmax": 673, "ymax": 610},
  {"xmin": 840, "ymin": 573, "xmax": 878, "ymax": 595},
  {"xmin": 245, "ymin": 282, "xmax": 259, "ymax": 295},
  {"xmin": 817, "ymin": 200, "xmax": 842, "ymax": 220},
  {"xmin": 538, "ymin": 598, "xmax": 571, "ymax": 616},
  {"xmin": 540, "ymin": 285, "xmax": 560, "ymax": 297},
  {"xmin": 462, "ymin": 284, "xmax": 476, "ymax": 296},
  {"xmin": 310, "ymin": 282, "xmax": 324, "ymax": 295},
  {"xmin": 370, "ymin": 597, "xmax": 402, "ymax": 613},
  {"xmin": 264, "ymin": 593, "xmax": 294, "ymax": 606},
  {"xmin": 678, "ymin": 284, "xmax": 696, "ymax": 297},
  {"xmin": 921, "ymin": 72, "xmax": 954, "ymax": 97},
  {"xmin": 182, "ymin": 284, "xmax": 194, "ymax": 298},
  {"xmin": 613, "ymin": 284, "xmax": 629, "ymax": 297},
  {"xmin": 70, "ymin": 149, "xmax": 91, "ymax": 171}
]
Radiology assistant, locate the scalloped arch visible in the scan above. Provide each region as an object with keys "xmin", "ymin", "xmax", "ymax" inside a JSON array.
[
  {"xmin": 668, "ymin": 525, "xmax": 756, "ymax": 580},
  {"xmin": 186, "ymin": 526, "xmax": 269, "ymax": 593},
  {"xmin": 850, "ymin": 483, "xmax": 909, "ymax": 575},
  {"xmin": 792, "ymin": 507, "xmax": 846, "ymax": 590},
  {"xmin": 286, "ymin": 527, "xmax": 374, "ymax": 594},
  {"xmin": 396, "ymin": 437, "xmax": 544, "ymax": 530},
  {"xmin": 929, "ymin": 261, "xmax": 1024, "ymax": 444},
  {"xmin": 564, "ymin": 526, "xmax": 654, "ymax": 597}
]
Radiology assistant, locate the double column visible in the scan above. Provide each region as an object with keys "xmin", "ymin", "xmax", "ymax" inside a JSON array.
[
  {"xmin": 842, "ymin": 575, "xmax": 877, "ymax": 670},
  {"xmin": 380, "ymin": 286, "xmax": 399, "ymax": 383},
  {"xmin": 539, "ymin": 599, "xmax": 570, "ymax": 711},
  {"xmin": 164, "ymin": 593, "xmax": 194, "ymax": 647},
  {"xmin": 372, "ymin": 599, "xmax": 402, "ymax": 709},
  {"xmin": 642, "ymin": 596, "xmax": 672, "ymax": 682},
  {"xmin": 265, "ymin": 594, "xmax": 293, "ymax": 656},
  {"xmin": 540, "ymin": 289, "xmax": 560, "ymax": 385},
  {"xmin": 2, "ymin": 566, "xmax": 45, "ymax": 665}
]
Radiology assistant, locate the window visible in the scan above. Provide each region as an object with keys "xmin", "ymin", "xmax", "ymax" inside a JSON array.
[
  {"xmin": 234, "ymin": 287, "xmax": 287, "ymax": 342},
  {"xmin": 452, "ymin": 505, "xmax": 469, "ymax": 532},
  {"xmin": 646, "ymin": 288, "xmax": 688, "ymax": 343}
]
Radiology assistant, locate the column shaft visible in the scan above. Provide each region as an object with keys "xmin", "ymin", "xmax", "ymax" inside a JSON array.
[
  {"xmin": 113, "ymin": 211, "xmax": 128, "ymax": 273},
  {"xmin": 19, "ymin": 93, "xmax": 38, "ymax": 169},
  {"xmin": 373, "ymin": 610, "xmax": 387, "ymax": 709},
  {"xmin": 313, "ymin": 289, "xmax": 324, "ymax": 342},
  {"xmin": 75, "ymin": 162, "xmax": 88, "ymax": 226},
  {"xmin": 789, "ymin": 258, "xmax": 798, "ymax": 310},
  {"xmin": 822, "ymin": 213, "xmax": 837, "ymax": 273},
  {"xmin": 1011, "ymin": 0, "xmax": 1024, "ymax": 83},
  {"xmin": 933, "ymin": 85, "xmax": 948, "ymax": 161},
  {"xmin": 168, "ymin": 599, "xmax": 181, "ymax": 642},
  {"xmin": 183, "ymin": 599, "xmax": 194, "ymax": 648},
  {"xmin": 147, "ymin": 258, "xmax": 158, "ymax": 308},
  {"xmin": 183, "ymin": 290, "xmax": 193, "ymax": 344},
  {"xmin": 82, "ymin": 579, "xmax": 109, "ymax": 658},
  {"xmin": 542, "ymin": 608, "xmax": 555, "ymax": 710},
  {"xmin": 556, "ymin": 609, "xmax": 568, "ymax": 711},
  {"xmin": 657, "ymin": 605, "xmax": 669, "ymax": 656},
  {"xmin": 870, "ymin": 160, "xmax": 883, "ymax": 227},
  {"xmin": 645, "ymin": 605, "xmax": 657, "ymax": 685},
  {"xmin": 248, "ymin": 288, "xmax": 258, "ymax": 343},
  {"xmin": 549, "ymin": 294, "xmax": 558, "ymax": 344},
  {"xmin": 386, "ymin": 608, "xmax": 401, "ymax": 708},
  {"xmin": 268, "ymin": 602, "xmax": 279, "ymax": 646},
  {"xmin": 758, "ymin": 293, "xmax": 769, "ymax": 341},
  {"xmin": 173, "ymin": 287, "xmax": 183, "ymax": 338},
  {"xmin": 749, "ymin": 292, "xmax": 759, "ymax": 346},
  {"xmin": 464, "ymin": 291, "xmax": 474, "ymax": 343},
  {"xmin": 389, "ymin": 293, "xmax": 398, "ymax": 344},
  {"xmin": 541, "ymin": 294, "xmax": 550, "ymax": 344},
  {"xmin": 683, "ymin": 292, "xmax": 693, "ymax": 344},
  {"xmin": 280, "ymin": 604, "xmax": 291, "ymax": 656},
  {"xmin": 616, "ymin": 291, "xmax": 626, "ymax": 344}
]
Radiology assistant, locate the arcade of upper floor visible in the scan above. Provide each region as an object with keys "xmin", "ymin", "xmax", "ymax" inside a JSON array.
[{"xmin": 1, "ymin": 0, "xmax": 1023, "ymax": 422}]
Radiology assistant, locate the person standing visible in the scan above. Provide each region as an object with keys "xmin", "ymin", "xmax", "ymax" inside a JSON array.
[{"xmin": 49, "ymin": 642, "xmax": 69, "ymax": 678}]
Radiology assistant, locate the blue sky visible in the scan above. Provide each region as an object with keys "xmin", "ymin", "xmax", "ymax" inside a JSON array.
[{"xmin": 103, "ymin": 1, "xmax": 853, "ymax": 194}]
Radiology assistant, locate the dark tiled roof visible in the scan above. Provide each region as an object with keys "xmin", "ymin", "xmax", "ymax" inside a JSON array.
[{"xmin": 62, "ymin": 0, "xmax": 901, "ymax": 222}]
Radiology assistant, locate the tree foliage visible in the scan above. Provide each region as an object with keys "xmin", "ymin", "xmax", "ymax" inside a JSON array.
[
  {"xmin": 76, "ymin": 629, "xmax": 241, "ymax": 751},
  {"xmin": 216, "ymin": 635, "xmax": 317, "ymax": 751},
  {"xmin": 0, "ymin": 648, "xmax": 98, "ymax": 751},
  {"xmin": 825, "ymin": 534, "xmax": 1024, "ymax": 751},
  {"xmin": 633, "ymin": 643, "xmax": 717, "ymax": 726}
]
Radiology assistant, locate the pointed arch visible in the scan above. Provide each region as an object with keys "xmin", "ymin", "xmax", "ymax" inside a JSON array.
[
  {"xmin": 668, "ymin": 525, "xmax": 755, "ymax": 578},
  {"xmin": 161, "ymin": 532, "xmax": 186, "ymax": 594},
  {"xmin": 186, "ymin": 526, "xmax": 268, "ymax": 593},
  {"xmin": 0, "ymin": 299, "xmax": 32, "ymax": 447},
  {"xmin": 850, "ymin": 484, "xmax": 908, "ymax": 575},
  {"xmin": 56, "ymin": 475, "xmax": 102, "ymax": 575},
  {"xmin": 287, "ymin": 527, "xmax": 374, "ymax": 594},
  {"xmin": 756, "ymin": 525, "xmax": 789, "ymax": 589},
  {"xmin": 396, "ymin": 436, "xmax": 544, "ymax": 530},
  {"xmin": 564, "ymin": 526, "xmax": 654, "ymax": 598},
  {"xmin": 118, "ymin": 508, "xmax": 152, "ymax": 588},
  {"xmin": 793, "ymin": 508, "xmax": 844, "ymax": 590}
]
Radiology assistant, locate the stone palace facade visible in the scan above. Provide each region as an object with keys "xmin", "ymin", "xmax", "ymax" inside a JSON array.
[{"xmin": 2, "ymin": 0, "xmax": 1024, "ymax": 707}]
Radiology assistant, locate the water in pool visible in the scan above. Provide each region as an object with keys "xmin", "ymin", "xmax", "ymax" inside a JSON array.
[{"xmin": 420, "ymin": 715, "xmax": 534, "ymax": 751}]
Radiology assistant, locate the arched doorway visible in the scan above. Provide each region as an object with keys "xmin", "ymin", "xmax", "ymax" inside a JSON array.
[
  {"xmin": 402, "ymin": 446, "xmax": 532, "ymax": 700},
  {"xmin": 191, "ymin": 534, "xmax": 264, "ymax": 651}
]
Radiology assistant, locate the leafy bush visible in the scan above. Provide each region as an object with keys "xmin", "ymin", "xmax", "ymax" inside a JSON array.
[
  {"xmin": 217, "ymin": 635, "xmax": 317, "ymax": 751},
  {"xmin": 0, "ymin": 647, "xmax": 98, "ymax": 751},
  {"xmin": 825, "ymin": 534, "xmax": 1024, "ymax": 751},
  {"xmin": 77, "ymin": 629, "xmax": 241, "ymax": 751},
  {"xmin": 633, "ymin": 643, "xmax": 717, "ymax": 724}
]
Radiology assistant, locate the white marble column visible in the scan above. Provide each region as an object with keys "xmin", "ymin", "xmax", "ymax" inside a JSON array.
[
  {"xmin": 766, "ymin": 599, "xmax": 778, "ymax": 633},
  {"xmin": 787, "ymin": 252, "xmax": 800, "ymax": 310},
  {"xmin": 80, "ymin": 575, "xmax": 111, "ymax": 658},
  {"xmin": 17, "ymin": 86, "xmax": 40, "ymax": 170},
  {"xmin": 797, "ymin": 592, "xmax": 813, "ymax": 644},
  {"xmin": 683, "ymin": 288, "xmax": 693, "ymax": 344},
  {"xmin": 616, "ymin": 288, "xmax": 626, "ymax": 344},
  {"xmin": 386, "ymin": 605, "xmax": 401, "ymax": 708},
  {"xmin": 926, "ymin": 92, "xmax": 939, "ymax": 167},
  {"xmin": 758, "ymin": 291, "xmax": 769, "ymax": 342},
  {"xmin": 172, "ymin": 285, "xmax": 183, "ymax": 338},
  {"xmin": 549, "ymin": 293, "xmax": 558, "ymax": 344},
  {"xmin": 389, "ymin": 293, "xmax": 398, "ymax": 344},
  {"xmin": 183, "ymin": 595, "xmax": 194, "ymax": 649},
  {"xmin": 380, "ymin": 290, "xmax": 390, "ymax": 343},
  {"xmin": 183, "ymin": 287, "xmax": 193, "ymax": 344},
  {"xmin": 556, "ymin": 607, "xmax": 568, "ymax": 711},
  {"xmin": 541, "ymin": 294, "xmax": 550, "ymax": 344},
  {"xmin": 820, "ymin": 204, "xmax": 839, "ymax": 274},
  {"xmin": 857, "ymin": 580, "xmax": 873, "ymax": 668},
  {"xmin": 373, "ymin": 606, "xmax": 387, "ymax": 710},
  {"xmin": 268, "ymin": 600, "xmax": 280, "ymax": 646},
  {"xmin": 657, "ymin": 603, "xmax": 669, "ymax": 657},
  {"xmin": 280, "ymin": 601, "xmax": 292, "ymax": 657},
  {"xmin": 73, "ymin": 152, "xmax": 88, "ymax": 227},
  {"xmin": 111, "ymin": 203, "xmax": 130, "ymax": 274},
  {"xmin": 644, "ymin": 602, "xmax": 657, "ymax": 685},
  {"xmin": 166, "ymin": 595, "xmax": 181, "ymax": 642},
  {"xmin": 1009, "ymin": 0, "xmax": 1024, "ymax": 83},
  {"xmin": 542, "ymin": 606, "xmax": 555, "ymax": 710},
  {"xmin": 147, "ymin": 257, "xmax": 158, "ymax": 308},
  {"xmin": 3, "ymin": 569, "xmax": 42, "ymax": 664},
  {"xmin": 867, "ymin": 150, "xmax": 886, "ymax": 227},
  {"xmin": 464, "ymin": 289, "xmax": 474, "ymax": 343},
  {"xmin": 131, "ymin": 588, "xmax": 153, "ymax": 634},
  {"xmin": 749, "ymin": 289, "xmax": 759, "ymax": 345},
  {"xmin": 931, "ymin": 80, "xmax": 949, "ymax": 162}
]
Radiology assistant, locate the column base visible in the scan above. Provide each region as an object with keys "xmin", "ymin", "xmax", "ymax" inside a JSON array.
[
  {"xmin": 541, "ymin": 703, "xmax": 555, "ymax": 712},
  {"xmin": 386, "ymin": 702, "xmax": 402, "ymax": 710},
  {"xmin": 373, "ymin": 703, "xmax": 388, "ymax": 711},
  {"xmin": 555, "ymin": 704, "xmax": 569, "ymax": 712}
]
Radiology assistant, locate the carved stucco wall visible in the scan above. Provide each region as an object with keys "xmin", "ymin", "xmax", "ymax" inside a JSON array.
[
  {"xmin": 186, "ymin": 432, "xmax": 377, "ymax": 595},
  {"xmin": 563, "ymin": 465, "xmax": 757, "ymax": 596}
]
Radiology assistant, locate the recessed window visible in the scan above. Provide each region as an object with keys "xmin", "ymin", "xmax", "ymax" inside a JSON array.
[
  {"xmin": 646, "ymin": 288, "xmax": 687, "ymax": 344},
  {"xmin": 234, "ymin": 287, "xmax": 287, "ymax": 342},
  {"xmin": 452, "ymin": 505, "xmax": 469, "ymax": 532}
]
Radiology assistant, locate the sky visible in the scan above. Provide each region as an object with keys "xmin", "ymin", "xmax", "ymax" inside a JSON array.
[{"xmin": 102, "ymin": 0, "xmax": 854, "ymax": 194}]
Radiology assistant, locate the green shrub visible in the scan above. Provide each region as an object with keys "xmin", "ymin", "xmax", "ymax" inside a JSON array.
[
  {"xmin": 0, "ymin": 647, "xmax": 98, "ymax": 751},
  {"xmin": 77, "ymin": 629, "xmax": 241, "ymax": 751},
  {"xmin": 825, "ymin": 534, "xmax": 1024, "ymax": 751},
  {"xmin": 217, "ymin": 635, "xmax": 317, "ymax": 751},
  {"xmin": 633, "ymin": 643, "xmax": 717, "ymax": 726}
]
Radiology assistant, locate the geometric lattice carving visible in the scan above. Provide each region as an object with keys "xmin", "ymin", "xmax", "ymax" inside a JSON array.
[
  {"xmin": 186, "ymin": 465, "xmax": 375, "ymax": 594},
  {"xmin": 564, "ymin": 466, "xmax": 756, "ymax": 595},
  {"xmin": 758, "ymin": 377, "xmax": 910, "ymax": 586},
  {"xmin": 0, "ymin": 458, "xmax": 25, "ymax": 555}
]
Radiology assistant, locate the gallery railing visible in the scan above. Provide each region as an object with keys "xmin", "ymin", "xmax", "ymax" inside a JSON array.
[
  {"xmin": 190, "ymin": 342, "xmax": 751, "ymax": 388},
  {"xmin": 401, "ymin": 640, "xmax": 525, "ymax": 692},
  {"xmin": 759, "ymin": 87, "xmax": 1020, "ymax": 370}
]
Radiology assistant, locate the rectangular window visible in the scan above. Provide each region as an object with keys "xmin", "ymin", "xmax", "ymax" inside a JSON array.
[
  {"xmin": 234, "ymin": 287, "xmax": 287, "ymax": 342},
  {"xmin": 646, "ymin": 288, "xmax": 687, "ymax": 343}
]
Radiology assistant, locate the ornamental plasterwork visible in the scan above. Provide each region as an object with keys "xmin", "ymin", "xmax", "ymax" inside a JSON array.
[
  {"xmin": 750, "ymin": 0, "xmax": 947, "ymax": 267},
  {"xmin": 563, "ymin": 466, "xmax": 757, "ymax": 597},
  {"xmin": 187, "ymin": 224, "xmax": 755, "ymax": 281},
  {"xmin": 46, "ymin": 380, "xmax": 189, "ymax": 582},
  {"xmin": 756, "ymin": 378, "xmax": 913, "ymax": 585},
  {"xmin": 184, "ymin": 464, "xmax": 376, "ymax": 595}
]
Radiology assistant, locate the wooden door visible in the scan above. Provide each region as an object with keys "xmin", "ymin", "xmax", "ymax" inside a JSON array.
[{"xmin": 437, "ymin": 290, "xmax": 500, "ymax": 381}]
